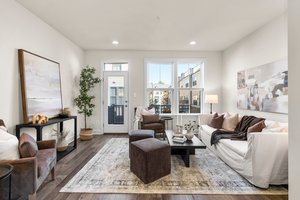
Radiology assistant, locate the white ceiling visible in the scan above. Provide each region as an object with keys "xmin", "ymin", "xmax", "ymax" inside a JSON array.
[{"xmin": 17, "ymin": 0, "xmax": 287, "ymax": 51}]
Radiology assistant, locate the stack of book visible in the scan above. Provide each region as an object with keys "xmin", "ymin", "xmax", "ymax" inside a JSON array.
[{"xmin": 172, "ymin": 136, "xmax": 186, "ymax": 144}]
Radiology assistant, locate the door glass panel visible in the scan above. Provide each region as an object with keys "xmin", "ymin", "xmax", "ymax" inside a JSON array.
[{"xmin": 108, "ymin": 76, "xmax": 124, "ymax": 124}]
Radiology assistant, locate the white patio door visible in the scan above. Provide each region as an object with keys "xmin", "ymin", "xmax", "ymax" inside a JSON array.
[{"xmin": 103, "ymin": 71, "xmax": 129, "ymax": 133}]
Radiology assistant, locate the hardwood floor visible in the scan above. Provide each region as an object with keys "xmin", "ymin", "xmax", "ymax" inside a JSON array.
[{"xmin": 37, "ymin": 134, "xmax": 288, "ymax": 200}]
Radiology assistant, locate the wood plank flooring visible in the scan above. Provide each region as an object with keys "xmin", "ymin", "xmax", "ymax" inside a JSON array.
[{"xmin": 37, "ymin": 134, "xmax": 288, "ymax": 200}]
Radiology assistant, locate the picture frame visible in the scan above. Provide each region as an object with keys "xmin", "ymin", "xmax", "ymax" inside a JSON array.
[
  {"xmin": 237, "ymin": 59, "xmax": 288, "ymax": 114},
  {"xmin": 18, "ymin": 49, "xmax": 63, "ymax": 123}
]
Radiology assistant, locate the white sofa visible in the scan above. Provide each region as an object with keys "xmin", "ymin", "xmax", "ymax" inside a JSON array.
[{"xmin": 199, "ymin": 114, "xmax": 288, "ymax": 188}]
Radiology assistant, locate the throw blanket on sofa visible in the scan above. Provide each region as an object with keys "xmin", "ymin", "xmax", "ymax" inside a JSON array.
[{"xmin": 210, "ymin": 116, "xmax": 265, "ymax": 145}]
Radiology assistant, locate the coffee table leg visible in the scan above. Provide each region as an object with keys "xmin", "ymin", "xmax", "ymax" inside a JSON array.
[
  {"xmin": 9, "ymin": 174, "xmax": 11, "ymax": 200},
  {"xmin": 180, "ymin": 149, "xmax": 190, "ymax": 167}
]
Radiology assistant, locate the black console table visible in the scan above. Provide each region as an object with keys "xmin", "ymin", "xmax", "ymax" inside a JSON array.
[{"xmin": 16, "ymin": 116, "xmax": 77, "ymax": 161}]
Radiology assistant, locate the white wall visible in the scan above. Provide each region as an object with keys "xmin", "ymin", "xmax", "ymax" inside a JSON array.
[
  {"xmin": 288, "ymin": 0, "xmax": 300, "ymax": 199},
  {"xmin": 85, "ymin": 50, "xmax": 222, "ymax": 132},
  {"xmin": 222, "ymin": 14, "xmax": 288, "ymax": 122},
  {"xmin": 0, "ymin": 0, "xmax": 84, "ymax": 142}
]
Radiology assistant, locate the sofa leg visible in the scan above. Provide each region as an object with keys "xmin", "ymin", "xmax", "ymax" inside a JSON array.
[
  {"xmin": 28, "ymin": 192, "xmax": 36, "ymax": 200},
  {"xmin": 51, "ymin": 167, "xmax": 55, "ymax": 180}
]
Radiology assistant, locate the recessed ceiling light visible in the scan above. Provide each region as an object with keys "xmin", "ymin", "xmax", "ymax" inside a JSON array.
[
  {"xmin": 112, "ymin": 40, "xmax": 119, "ymax": 45},
  {"xmin": 189, "ymin": 41, "xmax": 196, "ymax": 45}
]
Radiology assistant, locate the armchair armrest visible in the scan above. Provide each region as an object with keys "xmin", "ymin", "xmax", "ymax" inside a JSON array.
[
  {"xmin": 37, "ymin": 139, "xmax": 56, "ymax": 150},
  {"xmin": 0, "ymin": 157, "xmax": 38, "ymax": 195}
]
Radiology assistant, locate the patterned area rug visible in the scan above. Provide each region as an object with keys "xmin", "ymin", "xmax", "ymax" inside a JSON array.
[{"xmin": 60, "ymin": 138, "xmax": 287, "ymax": 194}]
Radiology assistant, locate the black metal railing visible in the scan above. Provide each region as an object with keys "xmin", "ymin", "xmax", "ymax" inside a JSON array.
[{"xmin": 108, "ymin": 104, "xmax": 124, "ymax": 124}]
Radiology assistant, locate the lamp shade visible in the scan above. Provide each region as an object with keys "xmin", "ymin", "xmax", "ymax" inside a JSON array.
[{"xmin": 205, "ymin": 95, "xmax": 218, "ymax": 104}]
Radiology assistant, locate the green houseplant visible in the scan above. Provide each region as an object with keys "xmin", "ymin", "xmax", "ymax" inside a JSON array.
[{"xmin": 74, "ymin": 65, "xmax": 101, "ymax": 140}]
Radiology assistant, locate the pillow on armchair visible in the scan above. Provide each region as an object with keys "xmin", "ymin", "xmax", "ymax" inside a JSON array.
[{"xmin": 19, "ymin": 133, "xmax": 38, "ymax": 158}]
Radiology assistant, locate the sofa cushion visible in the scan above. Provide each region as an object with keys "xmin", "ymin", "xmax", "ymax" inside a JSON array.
[
  {"xmin": 142, "ymin": 123, "xmax": 164, "ymax": 129},
  {"xmin": 247, "ymin": 120, "xmax": 266, "ymax": 133},
  {"xmin": 19, "ymin": 133, "xmax": 38, "ymax": 158},
  {"xmin": 36, "ymin": 148, "xmax": 56, "ymax": 177},
  {"xmin": 222, "ymin": 112, "xmax": 239, "ymax": 131},
  {"xmin": 0, "ymin": 128, "xmax": 20, "ymax": 160},
  {"xmin": 142, "ymin": 114, "xmax": 160, "ymax": 124},
  {"xmin": 208, "ymin": 114, "xmax": 224, "ymax": 129},
  {"xmin": 219, "ymin": 139, "xmax": 248, "ymax": 157}
]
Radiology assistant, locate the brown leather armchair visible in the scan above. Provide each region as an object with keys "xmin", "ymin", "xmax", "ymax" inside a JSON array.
[
  {"xmin": 0, "ymin": 119, "xmax": 56, "ymax": 200},
  {"xmin": 139, "ymin": 115, "xmax": 165, "ymax": 139}
]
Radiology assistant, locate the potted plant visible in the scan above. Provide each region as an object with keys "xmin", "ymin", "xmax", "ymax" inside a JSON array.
[{"xmin": 74, "ymin": 65, "xmax": 101, "ymax": 140}]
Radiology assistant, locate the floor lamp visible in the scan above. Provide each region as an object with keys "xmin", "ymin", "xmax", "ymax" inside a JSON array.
[{"xmin": 205, "ymin": 95, "xmax": 218, "ymax": 114}]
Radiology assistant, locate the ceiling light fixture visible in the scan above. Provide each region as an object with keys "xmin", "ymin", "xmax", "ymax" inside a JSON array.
[
  {"xmin": 112, "ymin": 40, "xmax": 119, "ymax": 45},
  {"xmin": 189, "ymin": 41, "xmax": 196, "ymax": 45}
]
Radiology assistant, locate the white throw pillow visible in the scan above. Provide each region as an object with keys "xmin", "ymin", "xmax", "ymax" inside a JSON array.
[
  {"xmin": 222, "ymin": 112, "xmax": 239, "ymax": 131},
  {"xmin": 141, "ymin": 107, "xmax": 155, "ymax": 116},
  {"xmin": 262, "ymin": 121, "xmax": 288, "ymax": 133},
  {"xmin": 0, "ymin": 126, "xmax": 7, "ymax": 132},
  {"xmin": 0, "ymin": 129, "xmax": 20, "ymax": 160}
]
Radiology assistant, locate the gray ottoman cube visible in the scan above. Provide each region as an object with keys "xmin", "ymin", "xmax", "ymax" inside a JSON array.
[
  {"xmin": 130, "ymin": 138, "xmax": 171, "ymax": 184},
  {"xmin": 128, "ymin": 130, "xmax": 154, "ymax": 158}
]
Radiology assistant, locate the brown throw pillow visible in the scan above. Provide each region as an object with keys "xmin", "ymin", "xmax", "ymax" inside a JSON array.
[
  {"xmin": 142, "ymin": 115, "xmax": 160, "ymax": 124},
  {"xmin": 247, "ymin": 120, "xmax": 266, "ymax": 133},
  {"xmin": 19, "ymin": 133, "xmax": 38, "ymax": 158},
  {"xmin": 209, "ymin": 114, "xmax": 224, "ymax": 129}
]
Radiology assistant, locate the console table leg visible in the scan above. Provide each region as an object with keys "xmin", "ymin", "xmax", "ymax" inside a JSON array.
[
  {"xmin": 16, "ymin": 126, "xmax": 21, "ymax": 139},
  {"xmin": 74, "ymin": 118, "xmax": 77, "ymax": 148},
  {"xmin": 36, "ymin": 127, "xmax": 43, "ymax": 141}
]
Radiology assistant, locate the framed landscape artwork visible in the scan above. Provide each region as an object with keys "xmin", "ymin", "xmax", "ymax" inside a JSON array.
[
  {"xmin": 237, "ymin": 59, "xmax": 288, "ymax": 114},
  {"xmin": 18, "ymin": 49, "xmax": 63, "ymax": 123}
]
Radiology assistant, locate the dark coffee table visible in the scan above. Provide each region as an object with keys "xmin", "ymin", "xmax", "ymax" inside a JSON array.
[{"xmin": 166, "ymin": 130, "xmax": 206, "ymax": 167}]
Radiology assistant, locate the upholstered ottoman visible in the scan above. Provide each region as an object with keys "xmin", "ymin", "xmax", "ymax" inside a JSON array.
[
  {"xmin": 130, "ymin": 138, "xmax": 171, "ymax": 184},
  {"xmin": 128, "ymin": 130, "xmax": 154, "ymax": 158}
]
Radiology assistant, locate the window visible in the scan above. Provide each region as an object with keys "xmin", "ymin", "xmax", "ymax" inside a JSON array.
[
  {"xmin": 147, "ymin": 63, "xmax": 173, "ymax": 113},
  {"xmin": 146, "ymin": 60, "xmax": 204, "ymax": 114}
]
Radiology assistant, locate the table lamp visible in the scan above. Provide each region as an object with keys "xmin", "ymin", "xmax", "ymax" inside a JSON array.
[{"xmin": 205, "ymin": 95, "xmax": 218, "ymax": 114}]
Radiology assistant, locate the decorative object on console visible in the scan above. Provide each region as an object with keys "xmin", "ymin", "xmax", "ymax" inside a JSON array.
[
  {"xmin": 18, "ymin": 49, "xmax": 63, "ymax": 124},
  {"xmin": 59, "ymin": 107, "xmax": 71, "ymax": 118},
  {"xmin": 74, "ymin": 65, "xmax": 101, "ymax": 141},
  {"xmin": 52, "ymin": 128, "xmax": 70, "ymax": 152},
  {"xmin": 32, "ymin": 114, "xmax": 49, "ymax": 124},
  {"xmin": 237, "ymin": 59, "xmax": 288, "ymax": 114},
  {"xmin": 205, "ymin": 94, "xmax": 218, "ymax": 114}
]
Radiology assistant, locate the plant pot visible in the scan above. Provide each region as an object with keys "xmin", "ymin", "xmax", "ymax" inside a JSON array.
[{"xmin": 80, "ymin": 128, "xmax": 93, "ymax": 141}]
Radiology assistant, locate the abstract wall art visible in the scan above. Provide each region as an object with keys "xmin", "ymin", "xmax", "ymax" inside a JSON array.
[
  {"xmin": 18, "ymin": 49, "xmax": 63, "ymax": 123},
  {"xmin": 237, "ymin": 59, "xmax": 288, "ymax": 114}
]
